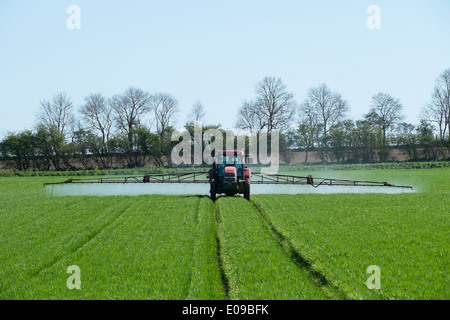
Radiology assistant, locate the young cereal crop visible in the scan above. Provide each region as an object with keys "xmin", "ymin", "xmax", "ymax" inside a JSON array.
[
  {"xmin": 0, "ymin": 167, "xmax": 448, "ymax": 300},
  {"xmin": 251, "ymin": 168, "xmax": 449, "ymax": 299},
  {"xmin": 215, "ymin": 196, "xmax": 329, "ymax": 300},
  {"xmin": 0, "ymin": 177, "xmax": 224, "ymax": 299}
]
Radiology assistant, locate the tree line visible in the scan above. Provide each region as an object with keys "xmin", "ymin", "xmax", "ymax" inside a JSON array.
[
  {"xmin": 235, "ymin": 69, "xmax": 449, "ymax": 163},
  {"xmin": 0, "ymin": 68, "xmax": 449, "ymax": 171}
]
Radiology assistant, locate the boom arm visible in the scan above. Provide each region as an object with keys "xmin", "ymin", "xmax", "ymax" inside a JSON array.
[
  {"xmin": 250, "ymin": 173, "xmax": 413, "ymax": 189},
  {"xmin": 43, "ymin": 172, "xmax": 210, "ymax": 185},
  {"xmin": 44, "ymin": 171, "xmax": 413, "ymax": 190}
]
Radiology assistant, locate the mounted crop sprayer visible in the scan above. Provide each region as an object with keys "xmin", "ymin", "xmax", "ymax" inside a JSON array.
[{"xmin": 44, "ymin": 150, "xmax": 413, "ymax": 201}]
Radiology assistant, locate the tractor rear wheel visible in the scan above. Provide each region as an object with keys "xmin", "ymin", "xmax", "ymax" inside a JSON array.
[
  {"xmin": 210, "ymin": 182, "xmax": 216, "ymax": 201},
  {"xmin": 244, "ymin": 180, "xmax": 250, "ymax": 201}
]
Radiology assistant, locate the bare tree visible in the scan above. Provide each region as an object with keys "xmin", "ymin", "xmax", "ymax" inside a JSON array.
[
  {"xmin": 110, "ymin": 87, "xmax": 152, "ymax": 148},
  {"xmin": 253, "ymin": 76, "xmax": 297, "ymax": 132},
  {"xmin": 235, "ymin": 77, "xmax": 296, "ymax": 133},
  {"xmin": 151, "ymin": 92, "xmax": 179, "ymax": 141},
  {"xmin": 297, "ymin": 99, "xmax": 320, "ymax": 162},
  {"xmin": 365, "ymin": 92, "xmax": 404, "ymax": 145},
  {"xmin": 298, "ymin": 99, "xmax": 320, "ymax": 138},
  {"xmin": 37, "ymin": 92, "xmax": 75, "ymax": 136},
  {"xmin": 189, "ymin": 100, "xmax": 206, "ymax": 123},
  {"xmin": 422, "ymin": 68, "xmax": 450, "ymax": 141},
  {"xmin": 235, "ymin": 100, "xmax": 265, "ymax": 133},
  {"xmin": 305, "ymin": 83, "xmax": 349, "ymax": 143},
  {"xmin": 79, "ymin": 93, "xmax": 113, "ymax": 144}
]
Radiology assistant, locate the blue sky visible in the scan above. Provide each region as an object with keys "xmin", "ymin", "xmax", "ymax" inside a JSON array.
[{"xmin": 1, "ymin": 0, "xmax": 449, "ymax": 135}]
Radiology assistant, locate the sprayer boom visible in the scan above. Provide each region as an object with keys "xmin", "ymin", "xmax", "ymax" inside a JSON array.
[
  {"xmin": 250, "ymin": 173, "xmax": 413, "ymax": 189},
  {"xmin": 44, "ymin": 151, "xmax": 413, "ymax": 200},
  {"xmin": 43, "ymin": 172, "xmax": 209, "ymax": 186},
  {"xmin": 44, "ymin": 171, "xmax": 413, "ymax": 190}
]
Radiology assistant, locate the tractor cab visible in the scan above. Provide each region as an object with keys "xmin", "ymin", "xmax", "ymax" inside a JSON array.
[{"xmin": 216, "ymin": 150, "xmax": 245, "ymax": 181}]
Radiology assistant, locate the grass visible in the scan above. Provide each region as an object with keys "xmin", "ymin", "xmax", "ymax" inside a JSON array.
[
  {"xmin": 215, "ymin": 196, "xmax": 328, "ymax": 300},
  {"xmin": 251, "ymin": 168, "xmax": 449, "ymax": 299},
  {"xmin": 0, "ymin": 167, "xmax": 448, "ymax": 299},
  {"xmin": 0, "ymin": 177, "xmax": 224, "ymax": 299}
]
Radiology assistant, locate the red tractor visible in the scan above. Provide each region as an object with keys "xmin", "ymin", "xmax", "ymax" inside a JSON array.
[{"xmin": 208, "ymin": 150, "xmax": 251, "ymax": 201}]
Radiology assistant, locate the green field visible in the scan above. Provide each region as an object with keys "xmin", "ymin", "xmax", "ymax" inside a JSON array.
[{"xmin": 0, "ymin": 167, "xmax": 448, "ymax": 299}]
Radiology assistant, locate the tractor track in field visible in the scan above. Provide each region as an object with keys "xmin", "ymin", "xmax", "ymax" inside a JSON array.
[
  {"xmin": 32, "ymin": 202, "xmax": 136, "ymax": 275},
  {"xmin": 250, "ymin": 200, "xmax": 349, "ymax": 300},
  {"xmin": 212, "ymin": 195, "xmax": 346, "ymax": 300},
  {"xmin": 0, "ymin": 201, "xmax": 135, "ymax": 298},
  {"xmin": 213, "ymin": 202, "xmax": 230, "ymax": 299}
]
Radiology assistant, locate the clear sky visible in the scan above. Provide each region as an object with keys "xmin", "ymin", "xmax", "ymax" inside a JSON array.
[{"xmin": 1, "ymin": 0, "xmax": 449, "ymax": 135}]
